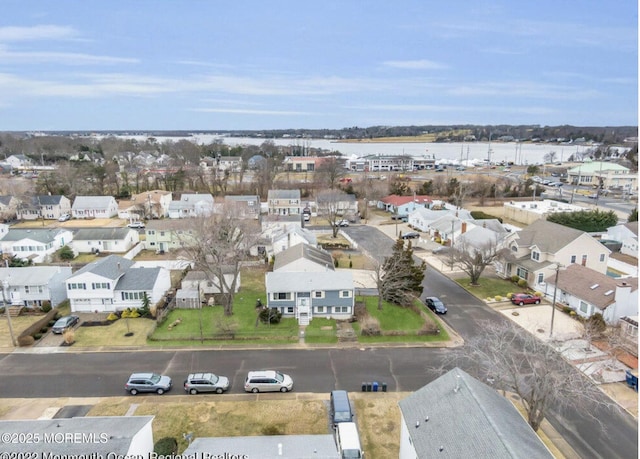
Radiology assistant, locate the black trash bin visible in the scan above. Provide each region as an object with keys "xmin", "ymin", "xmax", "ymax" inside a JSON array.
[
  {"xmin": 362, "ymin": 382, "xmax": 367, "ymax": 392},
  {"xmin": 382, "ymin": 382, "xmax": 387, "ymax": 392},
  {"xmin": 366, "ymin": 382, "xmax": 372, "ymax": 392}
]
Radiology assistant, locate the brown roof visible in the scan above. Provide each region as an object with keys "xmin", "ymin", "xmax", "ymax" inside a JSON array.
[
  {"xmin": 547, "ymin": 264, "xmax": 638, "ymax": 310},
  {"xmin": 381, "ymin": 194, "xmax": 432, "ymax": 206}
]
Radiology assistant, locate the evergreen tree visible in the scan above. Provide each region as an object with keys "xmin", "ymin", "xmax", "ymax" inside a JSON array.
[{"xmin": 379, "ymin": 239, "xmax": 426, "ymax": 306}]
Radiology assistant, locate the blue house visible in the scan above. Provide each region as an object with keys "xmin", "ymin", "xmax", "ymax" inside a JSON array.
[{"xmin": 265, "ymin": 244, "xmax": 354, "ymax": 324}]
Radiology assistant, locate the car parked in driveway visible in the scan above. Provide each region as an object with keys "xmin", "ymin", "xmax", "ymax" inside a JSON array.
[
  {"xmin": 51, "ymin": 315, "xmax": 79, "ymax": 334},
  {"xmin": 401, "ymin": 231, "xmax": 420, "ymax": 239},
  {"xmin": 511, "ymin": 293, "xmax": 541, "ymax": 306},
  {"xmin": 244, "ymin": 370, "xmax": 293, "ymax": 393},
  {"xmin": 333, "ymin": 219, "xmax": 349, "ymax": 227},
  {"xmin": 127, "ymin": 221, "xmax": 145, "ymax": 229},
  {"xmin": 424, "ymin": 297, "xmax": 447, "ymax": 314},
  {"xmin": 58, "ymin": 213, "xmax": 71, "ymax": 222},
  {"xmin": 125, "ymin": 372, "xmax": 172, "ymax": 395},
  {"xmin": 184, "ymin": 372, "xmax": 230, "ymax": 394}
]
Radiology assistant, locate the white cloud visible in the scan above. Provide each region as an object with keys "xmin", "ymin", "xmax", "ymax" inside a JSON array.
[
  {"xmin": 0, "ymin": 25, "xmax": 78, "ymax": 41},
  {"xmin": 0, "ymin": 46, "xmax": 138, "ymax": 65},
  {"xmin": 382, "ymin": 59, "xmax": 447, "ymax": 70},
  {"xmin": 191, "ymin": 108, "xmax": 313, "ymax": 116}
]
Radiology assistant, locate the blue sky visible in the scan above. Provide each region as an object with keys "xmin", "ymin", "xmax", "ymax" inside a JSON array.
[{"xmin": 0, "ymin": 1, "xmax": 637, "ymax": 130}]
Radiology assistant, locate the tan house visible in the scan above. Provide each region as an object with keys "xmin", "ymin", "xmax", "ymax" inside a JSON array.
[
  {"xmin": 498, "ymin": 220, "xmax": 610, "ymax": 291},
  {"xmin": 267, "ymin": 189, "xmax": 301, "ymax": 216}
]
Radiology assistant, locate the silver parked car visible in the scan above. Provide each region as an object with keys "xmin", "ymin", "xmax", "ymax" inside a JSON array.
[
  {"xmin": 184, "ymin": 373, "xmax": 230, "ymax": 394},
  {"xmin": 125, "ymin": 372, "xmax": 172, "ymax": 395},
  {"xmin": 244, "ymin": 370, "xmax": 293, "ymax": 393}
]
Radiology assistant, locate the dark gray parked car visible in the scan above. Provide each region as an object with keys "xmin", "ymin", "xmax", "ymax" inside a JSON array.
[
  {"xmin": 51, "ymin": 315, "xmax": 79, "ymax": 334},
  {"xmin": 424, "ymin": 297, "xmax": 447, "ymax": 314},
  {"xmin": 125, "ymin": 373, "xmax": 172, "ymax": 395},
  {"xmin": 184, "ymin": 373, "xmax": 230, "ymax": 394}
]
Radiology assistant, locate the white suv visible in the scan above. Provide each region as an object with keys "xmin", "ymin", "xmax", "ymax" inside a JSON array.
[{"xmin": 244, "ymin": 370, "xmax": 293, "ymax": 393}]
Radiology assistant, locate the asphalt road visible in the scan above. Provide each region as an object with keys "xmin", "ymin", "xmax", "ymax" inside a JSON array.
[{"xmin": 0, "ymin": 225, "xmax": 636, "ymax": 458}]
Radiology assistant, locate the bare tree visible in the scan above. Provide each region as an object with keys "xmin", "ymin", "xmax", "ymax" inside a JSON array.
[
  {"xmin": 315, "ymin": 157, "xmax": 346, "ymax": 189},
  {"xmin": 178, "ymin": 205, "xmax": 261, "ymax": 316},
  {"xmin": 440, "ymin": 320, "xmax": 616, "ymax": 432},
  {"xmin": 317, "ymin": 189, "xmax": 351, "ymax": 238},
  {"xmin": 544, "ymin": 151, "xmax": 558, "ymax": 164},
  {"xmin": 452, "ymin": 234, "xmax": 505, "ymax": 285}
]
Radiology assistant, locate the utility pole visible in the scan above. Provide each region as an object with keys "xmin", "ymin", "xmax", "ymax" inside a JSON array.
[
  {"xmin": 549, "ymin": 264, "xmax": 562, "ymax": 339},
  {"xmin": 2, "ymin": 278, "xmax": 16, "ymax": 347}
]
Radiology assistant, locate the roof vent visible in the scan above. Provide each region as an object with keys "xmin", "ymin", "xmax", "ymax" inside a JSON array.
[
  {"xmin": 590, "ymin": 284, "xmax": 599, "ymax": 290},
  {"xmin": 604, "ymin": 290, "xmax": 614, "ymax": 296},
  {"xmin": 415, "ymin": 421, "xmax": 420, "ymax": 428}
]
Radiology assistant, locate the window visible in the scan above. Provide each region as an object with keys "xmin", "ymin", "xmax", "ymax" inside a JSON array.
[
  {"xmin": 599, "ymin": 253, "xmax": 605, "ymax": 262},
  {"xmin": 286, "ymin": 306, "xmax": 294, "ymax": 313},
  {"xmin": 537, "ymin": 273, "xmax": 544, "ymax": 284},
  {"xmin": 579, "ymin": 301, "xmax": 589, "ymax": 314},
  {"xmin": 316, "ymin": 306, "xmax": 324, "ymax": 313},
  {"xmin": 341, "ymin": 290, "xmax": 351, "ymax": 298},
  {"xmin": 531, "ymin": 251, "xmax": 540, "ymax": 261},
  {"xmin": 92, "ymin": 282, "xmax": 110, "ymax": 290},
  {"xmin": 122, "ymin": 292, "xmax": 144, "ymax": 300},
  {"xmin": 570, "ymin": 255, "xmax": 576, "ymax": 264},
  {"xmin": 516, "ymin": 267, "xmax": 528, "ymax": 279},
  {"xmin": 581, "ymin": 255, "xmax": 587, "ymax": 266},
  {"xmin": 273, "ymin": 292, "xmax": 291, "ymax": 300},
  {"xmin": 68, "ymin": 283, "xmax": 86, "ymax": 290},
  {"xmin": 314, "ymin": 291, "xmax": 323, "ymax": 298}
]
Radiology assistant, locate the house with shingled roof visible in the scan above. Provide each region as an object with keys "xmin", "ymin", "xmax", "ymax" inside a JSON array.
[
  {"xmin": 71, "ymin": 195, "xmax": 118, "ymax": 219},
  {"xmin": 606, "ymin": 221, "xmax": 638, "ymax": 258},
  {"xmin": 266, "ymin": 243, "xmax": 353, "ymax": 324},
  {"xmin": 17, "ymin": 195, "xmax": 71, "ymax": 221},
  {"xmin": 267, "ymin": 189, "xmax": 302, "ymax": 216},
  {"xmin": 71, "ymin": 227, "xmax": 140, "ymax": 254},
  {"xmin": 0, "ymin": 228, "xmax": 73, "ymax": 263},
  {"xmin": 378, "ymin": 194, "xmax": 432, "ymax": 216},
  {"xmin": 398, "ymin": 367, "xmax": 553, "ymax": 459},
  {"xmin": 65, "ymin": 254, "xmax": 171, "ymax": 313},
  {"xmin": 498, "ymin": 220, "xmax": 610, "ymax": 291},
  {"xmin": 544, "ymin": 264, "xmax": 638, "ymax": 324}
]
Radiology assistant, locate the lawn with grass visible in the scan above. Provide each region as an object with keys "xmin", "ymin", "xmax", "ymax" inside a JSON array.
[
  {"xmin": 73, "ymin": 317, "xmax": 156, "ymax": 347},
  {"xmin": 454, "ymin": 276, "xmax": 518, "ymax": 300},
  {"xmin": 304, "ymin": 318, "xmax": 337, "ymax": 344},
  {"xmin": 149, "ymin": 266, "xmax": 299, "ymax": 345},
  {"xmin": 353, "ymin": 297, "xmax": 449, "ymax": 343}
]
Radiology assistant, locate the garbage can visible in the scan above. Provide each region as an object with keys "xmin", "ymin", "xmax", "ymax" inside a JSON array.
[
  {"xmin": 366, "ymin": 382, "xmax": 372, "ymax": 392},
  {"xmin": 382, "ymin": 382, "xmax": 387, "ymax": 392},
  {"xmin": 362, "ymin": 382, "xmax": 367, "ymax": 392},
  {"xmin": 372, "ymin": 381, "xmax": 379, "ymax": 392}
]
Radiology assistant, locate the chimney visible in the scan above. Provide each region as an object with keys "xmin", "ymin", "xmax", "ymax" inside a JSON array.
[{"xmin": 461, "ymin": 222, "xmax": 467, "ymax": 234}]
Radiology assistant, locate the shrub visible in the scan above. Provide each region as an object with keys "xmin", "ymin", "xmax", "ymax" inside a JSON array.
[
  {"xmin": 154, "ymin": 437, "xmax": 178, "ymax": 455},
  {"xmin": 359, "ymin": 316, "xmax": 381, "ymax": 336},
  {"xmin": 58, "ymin": 245, "xmax": 75, "ymax": 261},
  {"xmin": 261, "ymin": 425, "xmax": 284, "ymax": 436},
  {"xmin": 517, "ymin": 279, "xmax": 528, "ymax": 288},
  {"xmin": 562, "ymin": 306, "xmax": 573, "ymax": 314},
  {"xmin": 107, "ymin": 312, "xmax": 119, "ymax": 321},
  {"xmin": 494, "ymin": 295, "xmax": 503, "ymax": 301},
  {"xmin": 40, "ymin": 327, "xmax": 48, "ymax": 334},
  {"xmin": 587, "ymin": 313, "xmax": 607, "ymax": 334},
  {"xmin": 258, "ymin": 308, "xmax": 282, "ymax": 324},
  {"xmin": 121, "ymin": 308, "xmax": 140, "ymax": 318},
  {"xmin": 63, "ymin": 330, "xmax": 75, "ymax": 345},
  {"xmin": 41, "ymin": 301, "xmax": 52, "ymax": 313},
  {"xmin": 18, "ymin": 335, "xmax": 35, "ymax": 346},
  {"xmin": 33, "ymin": 333, "xmax": 42, "ymax": 340},
  {"xmin": 48, "ymin": 320, "xmax": 56, "ymax": 327},
  {"xmin": 507, "ymin": 292, "xmax": 513, "ymax": 299},
  {"xmin": 534, "ymin": 291, "xmax": 543, "ymax": 297},
  {"xmin": 510, "ymin": 275, "xmax": 520, "ymax": 284},
  {"xmin": 569, "ymin": 311, "xmax": 577, "ymax": 317}
]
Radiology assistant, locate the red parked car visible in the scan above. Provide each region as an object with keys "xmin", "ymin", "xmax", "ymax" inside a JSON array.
[{"xmin": 511, "ymin": 293, "xmax": 541, "ymax": 306}]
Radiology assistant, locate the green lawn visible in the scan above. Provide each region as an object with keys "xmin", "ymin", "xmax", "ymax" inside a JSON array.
[
  {"xmin": 304, "ymin": 318, "xmax": 338, "ymax": 344},
  {"xmin": 454, "ymin": 276, "xmax": 518, "ymax": 300},
  {"xmin": 353, "ymin": 297, "xmax": 449, "ymax": 343}
]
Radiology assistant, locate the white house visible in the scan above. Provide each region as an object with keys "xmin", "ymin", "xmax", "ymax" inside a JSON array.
[
  {"xmin": 66, "ymin": 255, "xmax": 171, "ymax": 312},
  {"xmin": 0, "ymin": 417, "xmax": 154, "ymax": 456},
  {"xmin": 0, "ymin": 266, "xmax": 73, "ymax": 308},
  {"xmin": 72, "ymin": 196, "xmax": 119, "ymax": 219},
  {"xmin": 606, "ymin": 222, "xmax": 638, "ymax": 258},
  {"xmin": 269, "ymin": 226, "xmax": 318, "ymax": 257},
  {"xmin": 224, "ymin": 195, "xmax": 261, "ymax": 219},
  {"xmin": 179, "ymin": 268, "xmax": 241, "ymax": 308},
  {"xmin": 71, "ymin": 227, "xmax": 140, "ymax": 254},
  {"xmin": 17, "ymin": 195, "xmax": 72, "ymax": 221},
  {"xmin": 5, "ymin": 154, "xmax": 32, "ymax": 169},
  {"xmin": 398, "ymin": 367, "xmax": 553, "ymax": 459},
  {"xmin": 0, "ymin": 228, "xmax": 73, "ymax": 263},
  {"xmin": 168, "ymin": 193, "xmax": 215, "ymax": 218},
  {"xmin": 545, "ymin": 264, "xmax": 638, "ymax": 325},
  {"xmin": 267, "ymin": 189, "xmax": 301, "ymax": 216}
]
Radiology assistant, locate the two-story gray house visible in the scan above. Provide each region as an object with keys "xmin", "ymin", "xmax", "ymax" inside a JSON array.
[{"xmin": 265, "ymin": 244, "xmax": 354, "ymax": 325}]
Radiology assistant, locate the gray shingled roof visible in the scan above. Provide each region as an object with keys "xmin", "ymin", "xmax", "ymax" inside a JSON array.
[
  {"xmin": 0, "ymin": 416, "xmax": 154, "ymax": 454},
  {"xmin": 268, "ymin": 189, "xmax": 301, "ymax": 200},
  {"xmin": 185, "ymin": 435, "xmax": 339, "ymax": 458},
  {"xmin": 1, "ymin": 228, "xmax": 66, "ymax": 243},
  {"xmin": 116, "ymin": 267, "xmax": 162, "ymax": 290},
  {"xmin": 273, "ymin": 243, "xmax": 334, "ymax": 271},
  {"xmin": 547, "ymin": 264, "xmax": 638, "ymax": 310},
  {"xmin": 515, "ymin": 219, "xmax": 584, "ymax": 253},
  {"xmin": 73, "ymin": 227, "xmax": 133, "ymax": 240},
  {"xmin": 72, "ymin": 195, "xmax": 115, "ymax": 209},
  {"xmin": 70, "ymin": 255, "xmax": 135, "ymax": 280},
  {"xmin": 37, "ymin": 195, "xmax": 65, "ymax": 205},
  {"xmin": 398, "ymin": 368, "xmax": 553, "ymax": 458}
]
